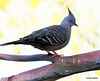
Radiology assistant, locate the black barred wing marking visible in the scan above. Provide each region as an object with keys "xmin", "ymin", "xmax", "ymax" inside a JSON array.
[
  {"xmin": 34, "ymin": 25, "xmax": 67, "ymax": 46},
  {"xmin": 46, "ymin": 25, "xmax": 67, "ymax": 45}
]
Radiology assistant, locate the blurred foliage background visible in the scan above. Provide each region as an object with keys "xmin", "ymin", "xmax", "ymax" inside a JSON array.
[{"xmin": 0, "ymin": 0, "xmax": 100, "ymax": 81}]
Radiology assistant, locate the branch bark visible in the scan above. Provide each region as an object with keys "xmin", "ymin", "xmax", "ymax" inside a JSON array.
[{"xmin": 0, "ymin": 50, "xmax": 100, "ymax": 81}]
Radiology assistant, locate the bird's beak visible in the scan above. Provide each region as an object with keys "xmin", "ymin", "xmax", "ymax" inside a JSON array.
[{"xmin": 74, "ymin": 23, "xmax": 78, "ymax": 27}]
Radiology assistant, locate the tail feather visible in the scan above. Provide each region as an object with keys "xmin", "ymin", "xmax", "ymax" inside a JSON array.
[{"xmin": 0, "ymin": 40, "xmax": 22, "ymax": 46}]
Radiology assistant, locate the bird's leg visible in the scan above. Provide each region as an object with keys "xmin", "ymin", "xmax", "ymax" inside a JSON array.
[{"xmin": 52, "ymin": 51, "xmax": 60, "ymax": 57}]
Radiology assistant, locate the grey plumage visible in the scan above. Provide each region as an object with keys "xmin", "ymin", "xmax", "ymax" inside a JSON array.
[{"xmin": 0, "ymin": 7, "xmax": 78, "ymax": 56}]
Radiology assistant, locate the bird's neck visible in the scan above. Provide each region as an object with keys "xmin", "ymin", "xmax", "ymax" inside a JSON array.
[{"xmin": 60, "ymin": 21, "xmax": 71, "ymax": 28}]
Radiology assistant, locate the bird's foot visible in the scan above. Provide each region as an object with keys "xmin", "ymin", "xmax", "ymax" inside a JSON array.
[
  {"xmin": 47, "ymin": 51, "xmax": 61, "ymax": 57},
  {"xmin": 53, "ymin": 51, "xmax": 61, "ymax": 57},
  {"xmin": 53, "ymin": 54, "xmax": 61, "ymax": 57}
]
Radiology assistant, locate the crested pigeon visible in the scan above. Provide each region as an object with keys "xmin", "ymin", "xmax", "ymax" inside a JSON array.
[{"xmin": 0, "ymin": 7, "xmax": 78, "ymax": 57}]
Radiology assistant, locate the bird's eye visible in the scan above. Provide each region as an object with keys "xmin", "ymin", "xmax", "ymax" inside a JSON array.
[{"xmin": 69, "ymin": 19, "xmax": 72, "ymax": 23}]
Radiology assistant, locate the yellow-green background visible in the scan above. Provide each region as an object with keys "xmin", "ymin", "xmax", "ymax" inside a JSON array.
[{"xmin": 0, "ymin": 0, "xmax": 100, "ymax": 81}]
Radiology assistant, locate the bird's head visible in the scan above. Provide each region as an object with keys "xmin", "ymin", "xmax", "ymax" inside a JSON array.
[{"xmin": 61, "ymin": 7, "xmax": 78, "ymax": 27}]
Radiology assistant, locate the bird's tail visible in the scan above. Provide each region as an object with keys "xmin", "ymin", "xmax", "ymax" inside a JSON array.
[{"xmin": 0, "ymin": 40, "xmax": 22, "ymax": 46}]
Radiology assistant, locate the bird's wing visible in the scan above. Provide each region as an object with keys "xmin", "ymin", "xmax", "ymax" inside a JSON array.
[
  {"xmin": 22, "ymin": 25, "xmax": 68, "ymax": 46},
  {"xmin": 45, "ymin": 25, "xmax": 68, "ymax": 45}
]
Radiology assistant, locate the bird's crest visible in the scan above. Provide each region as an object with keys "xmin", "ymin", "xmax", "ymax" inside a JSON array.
[{"xmin": 66, "ymin": 6, "xmax": 74, "ymax": 16}]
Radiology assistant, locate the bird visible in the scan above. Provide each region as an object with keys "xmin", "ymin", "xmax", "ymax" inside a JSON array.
[{"xmin": 0, "ymin": 7, "xmax": 78, "ymax": 57}]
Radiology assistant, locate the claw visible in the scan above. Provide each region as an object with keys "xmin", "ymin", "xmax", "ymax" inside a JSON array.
[{"xmin": 52, "ymin": 51, "xmax": 61, "ymax": 57}]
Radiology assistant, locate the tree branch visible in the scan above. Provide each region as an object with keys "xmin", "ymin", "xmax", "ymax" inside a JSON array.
[
  {"xmin": 0, "ymin": 50, "xmax": 100, "ymax": 81},
  {"xmin": 0, "ymin": 53, "xmax": 55, "ymax": 63}
]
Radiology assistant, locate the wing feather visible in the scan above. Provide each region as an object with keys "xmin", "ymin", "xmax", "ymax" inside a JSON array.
[{"xmin": 22, "ymin": 25, "xmax": 68, "ymax": 46}]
